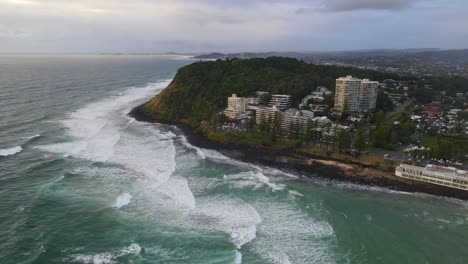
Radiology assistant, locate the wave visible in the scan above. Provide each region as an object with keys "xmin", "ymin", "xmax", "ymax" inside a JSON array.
[
  {"xmin": 190, "ymin": 196, "xmax": 262, "ymax": 249},
  {"xmin": 248, "ymin": 199, "xmax": 336, "ymax": 264},
  {"xmin": 70, "ymin": 243, "xmax": 141, "ymax": 264},
  {"xmin": 179, "ymin": 136, "xmax": 206, "ymax": 159},
  {"xmin": 223, "ymin": 171, "xmax": 286, "ymax": 192},
  {"xmin": 23, "ymin": 134, "xmax": 41, "ymax": 139},
  {"xmin": 0, "ymin": 146, "xmax": 23, "ymax": 157},
  {"xmin": 112, "ymin": 193, "xmax": 132, "ymax": 208}
]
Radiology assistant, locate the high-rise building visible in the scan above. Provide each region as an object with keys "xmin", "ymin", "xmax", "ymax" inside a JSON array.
[
  {"xmin": 334, "ymin": 76, "xmax": 378, "ymax": 112},
  {"xmin": 224, "ymin": 94, "xmax": 248, "ymax": 119},
  {"xmin": 334, "ymin": 76, "xmax": 361, "ymax": 112},
  {"xmin": 359, "ymin": 79, "xmax": 378, "ymax": 111},
  {"xmin": 269, "ymin": 95, "xmax": 292, "ymax": 111}
]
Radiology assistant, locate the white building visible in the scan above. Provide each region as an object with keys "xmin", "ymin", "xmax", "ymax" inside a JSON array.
[
  {"xmin": 269, "ymin": 95, "xmax": 292, "ymax": 111},
  {"xmin": 334, "ymin": 76, "xmax": 378, "ymax": 113},
  {"xmin": 255, "ymin": 106, "xmax": 281, "ymax": 125},
  {"xmin": 224, "ymin": 94, "xmax": 248, "ymax": 119},
  {"xmin": 395, "ymin": 164, "xmax": 468, "ymax": 191},
  {"xmin": 281, "ymin": 109, "xmax": 314, "ymax": 135}
]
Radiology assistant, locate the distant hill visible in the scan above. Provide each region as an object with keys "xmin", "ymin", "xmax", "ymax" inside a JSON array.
[{"xmin": 192, "ymin": 49, "xmax": 444, "ymax": 60}]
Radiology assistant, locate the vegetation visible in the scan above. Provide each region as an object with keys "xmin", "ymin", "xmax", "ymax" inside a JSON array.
[
  {"xmin": 371, "ymin": 111, "xmax": 416, "ymax": 149},
  {"xmin": 141, "ymin": 57, "xmax": 397, "ymax": 124},
  {"xmin": 421, "ymin": 135, "xmax": 468, "ymax": 160}
]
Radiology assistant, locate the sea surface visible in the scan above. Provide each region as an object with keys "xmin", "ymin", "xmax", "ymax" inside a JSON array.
[{"xmin": 1, "ymin": 55, "xmax": 468, "ymax": 264}]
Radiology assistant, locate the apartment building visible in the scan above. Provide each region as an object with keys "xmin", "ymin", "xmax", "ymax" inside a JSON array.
[
  {"xmin": 224, "ymin": 94, "xmax": 248, "ymax": 119},
  {"xmin": 281, "ymin": 109, "xmax": 314, "ymax": 135},
  {"xmin": 255, "ymin": 106, "xmax": 281, "ymax": 125},
  {"xmin": 269, "ymin": 94, "xmax": 292, "ymax": 111},
  {"xmin": 334, "ymin": 76, "xmax": 378, "ymax": 112}
]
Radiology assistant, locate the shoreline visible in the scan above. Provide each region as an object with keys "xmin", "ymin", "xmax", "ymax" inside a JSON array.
[{"xmin": 129, "ymin": 106, "xmax": 468, "ymax": 200}]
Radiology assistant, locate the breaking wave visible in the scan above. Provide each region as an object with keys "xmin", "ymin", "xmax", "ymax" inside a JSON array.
[{"xmin": 0, "ymin": 146, "xmax": 23, "ymax": 157}]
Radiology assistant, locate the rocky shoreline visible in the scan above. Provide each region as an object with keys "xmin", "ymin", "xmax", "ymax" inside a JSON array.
[{"xmin": 130, "ymin": 106, "xmax": 468, "ymax": 200}]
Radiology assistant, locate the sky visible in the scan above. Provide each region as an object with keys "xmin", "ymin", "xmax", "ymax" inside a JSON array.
[{"xmin": 0, "ymin": 0, "xmax": 467, "ymax": 53}]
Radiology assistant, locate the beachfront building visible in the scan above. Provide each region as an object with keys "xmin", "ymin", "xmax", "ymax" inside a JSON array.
[
  {"xmin": 281, "ymin": 109, "xmax": 314, "ymax": 135},
  {"xmin": 255, "ymin": 106, "xmax": 281, "ymax": 125},
  {"xmin": 334, "ymin": 76, "xmax": 378, "ymax": 113},
  {"xmin": 224, "ymin": 94, "xmax": 248, "ymax": 119},
  {"xmin": 395, "ymin": 164, "xmax": 468, "ymax": 191},
  {"xmin": 269, "ymin": 95, "xmax": 292, "ymax": 111}
]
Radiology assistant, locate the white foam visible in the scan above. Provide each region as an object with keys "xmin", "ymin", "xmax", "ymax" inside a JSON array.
[
  {"xmin": 190, "ymin": 196, "xmax": 262, "ymax": 249},
  {"xmin": 22, "ymin": 134, "xmax": 40, "ymax": 140},
  {"xmin": 224, "ymin": 171, "xmax": 286, "ymax": 192},
  {"xmin": 201, "ymin": 148, "xmax": 230, "ymax": 160},
  {"xmin": 71, "ymin": 243, "xmax": 141, "ymax": 264},
  {"xmin": 248, "ymin": 199, "xmax": 337, "ymax": 263},
  {"xmin": 149, "ymin": 176, "xmax": 196, "ymax": 210},
  {"xmin": 179, "ymin": 136, "xmax": 206, "ymax": 159},
  {"xmin": 288, "ymin": 190, "xmax": 304, "ymax": 197},
  {"xmin": 112, "ymin": 193, "xmax": 132, "ymax": 208},
  {"xmin": 38, "ymin": 80, "xmax": 197, "ymax": 213},
  {"xmin": 0, "ymin": 146, "xmax": 23, "ymax": 157},
  {"xmin": 234, "ymin": 250, "xmax": 242, "ymax": 264}
]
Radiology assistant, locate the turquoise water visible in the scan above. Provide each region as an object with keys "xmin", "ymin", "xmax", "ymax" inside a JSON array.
[{"xmin": 1, "ymin": 55, "xmax": 467, "ymax": 264}]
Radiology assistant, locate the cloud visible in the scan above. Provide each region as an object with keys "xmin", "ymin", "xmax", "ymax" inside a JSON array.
[
  {"xmin": 325, "ymin": 0, "xmax": 425, "ymax": 11},
  {"xmin": 0, "ymin": 0, "xmax": 466, "ymax": 52}
]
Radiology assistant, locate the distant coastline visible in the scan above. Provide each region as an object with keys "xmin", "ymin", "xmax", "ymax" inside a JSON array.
[{"xmin": 129, "ymin": 106, "xmax": 468, "ymax": 200}]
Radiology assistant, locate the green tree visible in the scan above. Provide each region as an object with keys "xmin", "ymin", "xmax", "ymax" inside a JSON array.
[
  {"xmin": 338, "ymin": 128, "xmax": 352, "ymax": 152},
  {"xmin": 354, "ymin": 125, "xmax": 367, "ymax": 155}
]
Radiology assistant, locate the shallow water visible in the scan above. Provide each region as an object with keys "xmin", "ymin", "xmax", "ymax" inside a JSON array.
[{"xmin": 1, "ymin": 55, "xmax": 467, "ymax": 264}]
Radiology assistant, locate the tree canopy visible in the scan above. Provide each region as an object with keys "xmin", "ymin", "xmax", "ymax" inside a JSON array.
[{"xmin": 142, "ymin": 57, "xmax": 397, "ymax": 123}]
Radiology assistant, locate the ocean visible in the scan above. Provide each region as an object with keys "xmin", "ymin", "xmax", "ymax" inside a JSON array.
[{"xmin": 1, "ymin": 54, "xmax": 467, "ymax": 264}]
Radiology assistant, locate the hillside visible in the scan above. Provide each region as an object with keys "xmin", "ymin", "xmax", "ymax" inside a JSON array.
[{"xmin": 138, "ymin": 57, "xmax": 396, "ymax": 124}]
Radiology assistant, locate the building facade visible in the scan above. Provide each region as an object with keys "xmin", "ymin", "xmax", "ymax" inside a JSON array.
[
  {"xmin": 281, "ymin": 109, "xmax": 314, "ymax": 135},
  {"xmin": 269, "ymin": 95, "xmax": 292, "ymax": 111},
  {"xmin": 224, "ymin": 94, "xmax": 248, "ymax": 119},
  {"xmin": 334, "ymin": 76, "xmax": 378, "ymax": 113},
  {"xmin": 359, "ymin": 79, "xmax": 378, "ymax": 111},
  {"xmin": 395, "ymin": 164, "xmax": 468, "ymax": 191},
  {"xmin": 255, "ymin": 106, "xmax": 281, "ymax": 125}
]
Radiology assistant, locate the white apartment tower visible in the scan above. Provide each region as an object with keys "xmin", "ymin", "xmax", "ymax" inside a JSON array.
[{"xmin": 334, "ymin": 76, "xmax": 378, "ymax": 112}]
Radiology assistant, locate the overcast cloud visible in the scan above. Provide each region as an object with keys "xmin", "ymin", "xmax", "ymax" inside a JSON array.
[{"xmin": 0, "ymin": 0, "xmax": 466, "ymax": 53}]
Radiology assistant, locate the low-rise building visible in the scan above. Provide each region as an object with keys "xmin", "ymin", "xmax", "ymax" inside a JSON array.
[{"xmin": 395, "ymin": 164, "xmax": 468, "ymax": 191}]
